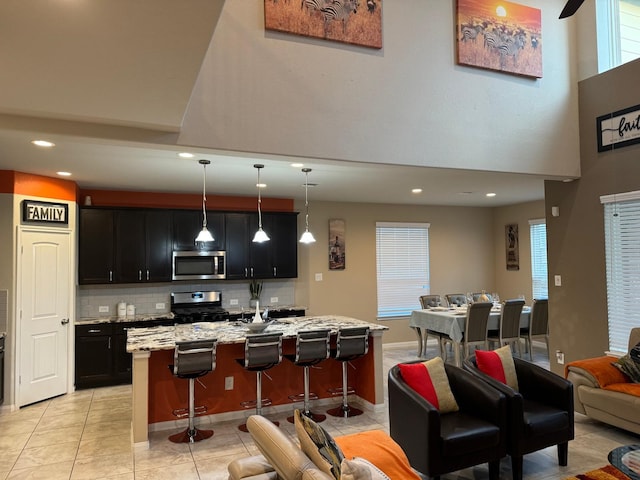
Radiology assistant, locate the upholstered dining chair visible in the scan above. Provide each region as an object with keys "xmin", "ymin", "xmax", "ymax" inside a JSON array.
[
  {"xmin": 418, "ymin": 295, "xmax": 447, "ymax": 357},
  {"xmin": 445, "ymin": 293, "xmax": 468, "ymax": 307},
  {"xmin": 442, "ymin": 302, "xmax": 493, "ymax": 362},
  {"xmin": 488, "ymin": 299, "xmax": 525, "ymax": 357},
  {"xmin": 472, "ymin": 292, "xmax": 493, "ymax": 303},
  {"xmin": 520, "ymin": 298, "xmax": 548, "ymax": 360}
]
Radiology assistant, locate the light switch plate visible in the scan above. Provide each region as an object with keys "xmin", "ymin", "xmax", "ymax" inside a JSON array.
[
  {"xmin": 98, "ymin": 306, "xmax": 109, "ymax": 313},
  {"xmin": 554, "ymin": 275, "xmax": 562, "ymax": 287},
  {"xmin": 155, "ymin": 303, "xmax": 165, "ymax": 310},
  {"xmin": 230, "ymin": 299, "xmax": 239, "ymax": 305},
  {"xmin": 225, "ymin": 376, "xmax": 234, "ymax": 390},
  {"xmin": 315, "ymin": 273, "xmax": 323, "ymax": 281},
  {"xmin": 270, "ymin": 297, "xmax": 278, "ymax": 303}
]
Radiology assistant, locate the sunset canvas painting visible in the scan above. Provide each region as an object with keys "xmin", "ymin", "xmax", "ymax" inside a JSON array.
[{"xmin": 457, "ymin": 0, "xmax": 542, "ymax": 78}]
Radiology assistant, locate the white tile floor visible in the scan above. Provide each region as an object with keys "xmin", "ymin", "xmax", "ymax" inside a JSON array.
[{"xmin": 0, "ymin": 341, "xmax": 637, "ymax": 479}]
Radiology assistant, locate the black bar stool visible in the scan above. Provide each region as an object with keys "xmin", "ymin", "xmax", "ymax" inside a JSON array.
[
  {"xmin": 168, "ymin": 338, "xmax": 217, "ymax": 443},
  {"xmin": 285, "ymin": 329, "xmax": 331, "ymax": 423},
  {"xmin": 327, "ymin": 326, "xmax": 370, "ymax": 418},
  {"xmin": 236, "ymin": 332, "xmax": 283, "ymax": 432}
]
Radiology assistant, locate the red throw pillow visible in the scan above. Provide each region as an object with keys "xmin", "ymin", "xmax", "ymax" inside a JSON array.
[
  {"xmin": 397, "ymin": 357, "xmax": 459, "ymax": 412},
  {"xmin": 475, "ymin": 345, "xmax": 519, "ymax": 391}
]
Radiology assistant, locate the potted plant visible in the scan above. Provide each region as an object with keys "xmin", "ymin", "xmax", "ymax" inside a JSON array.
[{"xmin": 249, "ymin": 279, "xmax": 262, "ymax": 308}]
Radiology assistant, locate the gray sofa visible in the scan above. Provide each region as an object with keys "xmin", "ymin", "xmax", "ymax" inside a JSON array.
[{"xmin": 566, "ymin": 327, "xmax": 640, "ymax": 434}]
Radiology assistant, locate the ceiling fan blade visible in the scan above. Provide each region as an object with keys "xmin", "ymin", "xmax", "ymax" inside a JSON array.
[{"xmin": 559, "ymin": 0, "xmax": 586, "ymax": 18}]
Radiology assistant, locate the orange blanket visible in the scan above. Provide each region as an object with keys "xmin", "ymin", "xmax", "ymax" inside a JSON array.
[
  {"xmin": 565, "ymin": 356, "xmax": 628, "ymax": 388},
  {"xmin": 336, "ymin": 429, "xmax": 421, "ymax": 480}
]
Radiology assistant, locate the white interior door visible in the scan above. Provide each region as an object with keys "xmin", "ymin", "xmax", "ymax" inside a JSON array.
[{"xmin": 18, "ymin": 229, "xmax": 70, "ymax": 407}]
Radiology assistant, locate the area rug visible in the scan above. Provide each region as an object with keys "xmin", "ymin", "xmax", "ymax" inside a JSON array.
[{"xmin": 564, "ymin": 465, "xmax": 631, "ymax": 480}]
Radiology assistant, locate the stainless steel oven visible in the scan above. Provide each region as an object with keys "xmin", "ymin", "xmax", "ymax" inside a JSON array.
[{"xmin": 172, "ymin": 251, "xmax": 226, "ymax": 280}]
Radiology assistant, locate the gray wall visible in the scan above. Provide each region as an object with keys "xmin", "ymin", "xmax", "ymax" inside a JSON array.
[
  {"xmin": 545, "ymin": 58, "xmax": 640, "ymax": 375},
  {"xmin": 178, "ymin": 0, "xmax": 580, "ymax": 179}
]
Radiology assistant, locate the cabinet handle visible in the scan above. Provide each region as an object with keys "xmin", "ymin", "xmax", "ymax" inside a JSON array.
[
  {"xmin": 108, "ymin": 337, "xmax": 111, "ymax": 349},
  {"xmin": 109, "ymin": 271, "xmax": 113, "ymax": 282},
  {"xmin": 244, "ymin": 268, "xmax": 248, "ymax": 278},
  {"xmin": 138, "ymin": 270, "xmax": 142, "ymax": 281},
  {"xmin": 146, "ymin": 270, "xmax": 149, "ymax": 281},
  {"xmin": 273, "ymin": 266, "xmax": 277, "ymax": 277},
  {"xmin": 88, "ymin": 329, "xmax": 101, "ymax": 333},
  {"xmin": 250, "ymin": 267, "xmax": 254, "ymax": 277}
]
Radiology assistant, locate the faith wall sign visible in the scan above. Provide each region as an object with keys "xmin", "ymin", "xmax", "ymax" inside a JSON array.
[
  {"xmin": 22, "ymin": 200, "xmax": 69, "ymax": 225},
  {"xmin": 597, "ymin": 103, "xmax": 640, "ymax": 152}
]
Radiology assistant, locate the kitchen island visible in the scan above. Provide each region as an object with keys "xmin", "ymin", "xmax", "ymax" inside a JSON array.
[{"xmin": 127, "ymin": 315, "xmax": 387, "ymax": 446}]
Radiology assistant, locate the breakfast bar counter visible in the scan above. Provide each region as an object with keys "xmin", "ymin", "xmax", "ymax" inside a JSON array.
[{"xmin": 127, "ymin": 316, "xmax": 387, "ymax": 445}]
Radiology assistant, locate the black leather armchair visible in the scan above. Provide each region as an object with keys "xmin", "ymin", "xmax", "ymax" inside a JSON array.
[
  {"xmin": 388, "ymin": 361, "xmax": 507, "ymax": 480},
  {"xmin": 464, "ymin": 356, "xmax": 574, "ymax": 480}
]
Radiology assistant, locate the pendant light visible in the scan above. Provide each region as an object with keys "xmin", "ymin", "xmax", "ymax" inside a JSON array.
[
  {"xmin": 299, "ymin": 168, "xmax": 316, "ymax": 244},
  {"xmin": 195, "ymin": 159, "xmax": 214, "ymax": 243},
  {"xmin": 252, "ymin": 164, "xmax": 270, "ymax": 243}
]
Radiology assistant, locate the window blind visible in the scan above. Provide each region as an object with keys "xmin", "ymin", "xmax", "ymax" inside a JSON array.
[
  {"xmin": 376, "ymin": 222, "xmax": 430, "ymax": 318},
  {"xmin": 601, "ymin": 191, "xmax": 640, "ymax": 353},
  {"xmin": 529, "ymin": 219, "xmax": 548, "ymax": 301}
]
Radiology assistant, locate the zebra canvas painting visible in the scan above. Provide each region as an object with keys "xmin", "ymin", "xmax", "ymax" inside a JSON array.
[
  {"xmin": 264, "ymin": 0, "xmax": 382, "ymax": 49},
  {"xmin": 456, "ymin": 0, "xmax": 542, "ymax": 78}
]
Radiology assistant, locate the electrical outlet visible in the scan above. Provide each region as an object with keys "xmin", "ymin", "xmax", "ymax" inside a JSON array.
[
  {"xmin": 98, "ymin": 306, "xmax": 109, "ymax": 313},
  {"xmin": 155, "ymin": 303, "xmax": 165, "ymax": 310},
  {"xmin": 270, "ymin": 297, "xmax": 278, "ymax": 303},
  {"xmin": 556, "ymin": 350, "xmax": 565, "ymax": 364},
  {"xmin": 225, "ymin": 376, "xmax": 234, "ymax": 390},
  {"xmin": 230, "ymin": 299, "xmax": 239, "ymax": 305}
]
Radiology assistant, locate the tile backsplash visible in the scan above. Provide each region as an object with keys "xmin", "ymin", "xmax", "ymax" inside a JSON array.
[{"xmin": 77, "ymin": 280, "xmax": 296, "ymax": 319}]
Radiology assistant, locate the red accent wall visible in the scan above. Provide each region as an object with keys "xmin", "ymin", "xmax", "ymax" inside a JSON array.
[
  {"xmin": 80, "ymin": 189, "xmax": 294, "ymax": 212},
  {"xmin": 0, "ymin": 170, "xmax": 77, "ymax": 201}
]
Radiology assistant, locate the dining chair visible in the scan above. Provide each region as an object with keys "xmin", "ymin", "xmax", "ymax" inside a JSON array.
[
  {"xmin": 520, "ymin": 298, "xmax": 548, "ymax": 360},
  {"xmin": 418, "ymin": 295, "xmax": 447, "ymax": 357},
  {"xmin": 445, "ymin": 293, "xmax": 468, "ymax": 307},
  {"xmin": 443, "ymin": 302, "xmax": 492, "ymax": 362},
  {"xmin": 488, "ymin": 299, "xmax": 525, "ymax": 357}
]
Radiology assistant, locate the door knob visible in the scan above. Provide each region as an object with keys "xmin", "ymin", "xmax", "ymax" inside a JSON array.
[{"xmin": 61, "ymin": 318, "xmax": 70, "ymax": 325}]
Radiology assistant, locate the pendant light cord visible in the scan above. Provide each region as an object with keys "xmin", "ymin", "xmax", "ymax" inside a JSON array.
[
  {"xmin": 256, "ymin": 165, "xmax": 263, "ymax": 228},
  {"xmin": 304, "ymin": 169, "xmax": 310, "ymax": 230},
  {"xmin": 201, "ymin": 161, "xmax": 208, "ymax": 228}
]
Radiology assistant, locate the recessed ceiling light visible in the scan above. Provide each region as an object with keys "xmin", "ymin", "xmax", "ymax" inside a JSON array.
[
  {"xmin": 412, "ymin": 188, "xmax": 423, "ymax": 194},
  {"xmin": 32, "ymin": 140, "xmax": 55, "ymax": 147},
  {"xmin": 291, "ymin": 163, "xmax": 304, "ymax": 168},
  {"xmin": 257, "ymin": 183, "xmax": 267, "ymax": 188},
  {"xmin": 57, "ymin": 171, "xmax": 72, "ymax": 177},
  {"xmin": 562, "ymin": 178, "xmax": 574, "ymax": 183},
  {"xmin": 486, "ymin": 192, "xmax": 497, "ymax": 197},
  {"xmin": 178, "ymin": 152, "xmax": 194, "ymax": 158}
]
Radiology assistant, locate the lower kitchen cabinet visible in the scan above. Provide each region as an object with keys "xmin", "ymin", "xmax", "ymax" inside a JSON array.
[{"xmin": 75, "ymin": 324, "xmax": 117, "ymax": 389}]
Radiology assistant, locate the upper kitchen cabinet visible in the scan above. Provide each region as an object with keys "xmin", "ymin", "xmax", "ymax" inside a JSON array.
[
  {"xmin": 225, "ymin": 212, "xmax": 298, "ymax": 279},
  {"xmin": 172, "ymin": 209, "xmax": 224, "ymax": 251},
  {"xmin": 78, "ymin": 208, "xmax": 116, "ymax": 284},
  {"xmin": 115, "ymin": 210, "xmax": 172, "ymax": 283}
]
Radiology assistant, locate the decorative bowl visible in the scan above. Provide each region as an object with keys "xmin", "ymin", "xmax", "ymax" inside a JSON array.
[{"xmin": 246, "ymin": 322, "xmax": 269, "ymax": 333}]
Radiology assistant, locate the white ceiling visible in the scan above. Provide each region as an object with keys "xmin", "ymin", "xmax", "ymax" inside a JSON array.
[{"xmin": 0, "ymin": 0, "xmax": 565, "ymax": 207}]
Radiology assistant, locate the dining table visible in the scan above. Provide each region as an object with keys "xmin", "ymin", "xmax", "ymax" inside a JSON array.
[{"xmin": 410, "ymin": 304, "xmax": 531, "ymax": 366}]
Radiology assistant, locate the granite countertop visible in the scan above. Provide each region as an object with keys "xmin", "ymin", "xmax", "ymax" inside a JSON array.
[
  {"xmin": 126, "ymin": 315, "xmax": 387, "ymax": 353},
  {"xmin": 76, "ymin": 313, "xmax": 175, "ymax": 326}
]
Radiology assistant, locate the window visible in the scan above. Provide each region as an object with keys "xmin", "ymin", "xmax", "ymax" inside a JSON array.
[
  {"xmin": 376, "ymin": 222, "xmax": 430, "ymax": 318},
  {"xmin": 601, "ymin": 191, "xmax": 640, "ymax": 353},
  {"xmin": 597, "ymin": 0, "xmax": 640, "ymax": 72},
  {"xmin": 529, "ymin": 219, "xmax": 548, "ymax": 300}
]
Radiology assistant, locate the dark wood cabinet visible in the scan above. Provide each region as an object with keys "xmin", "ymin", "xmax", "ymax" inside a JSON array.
[
  {"xmin": 78, "ymin": 207, "xmax": 298, "ymax": 284},
  {"xmin": 112, "ymin": 324, "xmax": 132, "ymax": 382},
  {"xmin": 78, "ymin": 209, "xmax": 116, "ymax": 284},
  {"xmin": 172, "ymin": 209, "xmax": 225, "ymax": 251},
  {"xmin": 115, "ymin": 210, "xmax": 172, "ymax": 283},
  {"xmin": 75, "ymin": 324, "xmax": 116, "ymax": 388},
  {"xmin": 224, "ymin": 212, "xmax": 297, "ymax": 279}
]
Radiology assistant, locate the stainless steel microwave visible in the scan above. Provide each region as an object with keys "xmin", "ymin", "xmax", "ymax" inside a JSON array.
[{"xmin": 172, "ymin": 251, "xmax": 226, "ymax": 280}]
